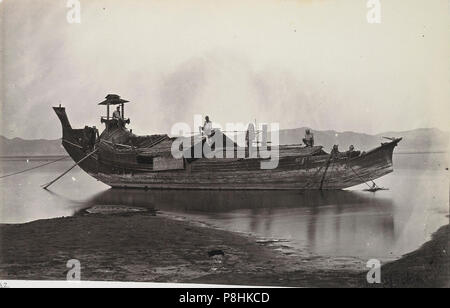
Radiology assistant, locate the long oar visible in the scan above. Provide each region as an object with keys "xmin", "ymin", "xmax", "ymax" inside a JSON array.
[{"xmin": 42, "ymin": 148, "xmax": 98, "ymax": 190}]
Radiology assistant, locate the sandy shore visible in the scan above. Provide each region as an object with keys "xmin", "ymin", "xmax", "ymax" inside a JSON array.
[
  {"xmin": 378, "ymin": 223, "xmax": 449, "ymax": 288},
  {"xmin": 0, "ymin": 209, "xmax": 448, "ymax": 287}
]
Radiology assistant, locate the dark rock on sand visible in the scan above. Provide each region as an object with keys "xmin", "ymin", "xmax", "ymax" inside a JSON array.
[{"xmin": 207, "ymin": 250, "xmax": 225, "ymax": 257}]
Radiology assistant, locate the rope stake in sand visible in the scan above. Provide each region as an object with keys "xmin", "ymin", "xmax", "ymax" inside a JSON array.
[
  {"xmin": 42, "ymin": 149, "xmax": 98, "ymax": 190},
  {"xmin": 0, "ymin": 156, "xmax": 68, "ymax": 179}
]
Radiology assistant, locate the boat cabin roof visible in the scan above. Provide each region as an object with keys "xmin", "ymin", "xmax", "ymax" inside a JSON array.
[{"xmin": 98, "ymin": 94, "xmax": 130, "ymax": 105}]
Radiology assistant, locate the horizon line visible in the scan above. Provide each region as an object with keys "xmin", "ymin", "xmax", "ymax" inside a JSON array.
[{"xmin": 0, "ymin": 126, "xmax": 449, "ymax": 141}]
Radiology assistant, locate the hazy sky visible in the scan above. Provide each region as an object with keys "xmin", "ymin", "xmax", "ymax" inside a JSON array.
[{"xmin": 1, "ymin": 0, "xmax": 449, "ymax": 139}]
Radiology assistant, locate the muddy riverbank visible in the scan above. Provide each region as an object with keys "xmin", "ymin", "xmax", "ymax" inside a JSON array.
[{"xmin": 0, "ymin": 209, "xmax": 447, "ymax": 287}]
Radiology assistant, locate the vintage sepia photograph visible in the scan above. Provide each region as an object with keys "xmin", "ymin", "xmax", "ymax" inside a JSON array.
[{"xmin": 0, "ymin": 0, "xmax": 449, "ymax": 291}]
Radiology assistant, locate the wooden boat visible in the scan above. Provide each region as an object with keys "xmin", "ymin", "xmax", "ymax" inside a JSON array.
[{"xmin": 53, "ymin": 95, "xmax": 402, "ymax": 190}]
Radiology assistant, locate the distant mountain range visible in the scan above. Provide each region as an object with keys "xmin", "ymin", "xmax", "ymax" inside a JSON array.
[
  {"xmin": 0, "ymin": 136, "xmax": 67, "ymax": 156},
  {"xmin": 278, "ymin": 127, "xmax": 450, "ymax": 153},
  {"xmin": 0, "ymin": 127, "xmax": 448, "ymax": 156}
]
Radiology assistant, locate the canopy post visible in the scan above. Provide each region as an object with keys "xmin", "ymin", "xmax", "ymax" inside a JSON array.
[
  {"xmin": 121, "ymin": 103, "xmax": 124, "ymax": 119},
  {"xmin": 106, "ymin": 103, "xmax": 110, "ymax": 133}
]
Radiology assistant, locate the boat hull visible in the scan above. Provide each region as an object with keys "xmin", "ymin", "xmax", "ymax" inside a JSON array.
[
  {"xmin": 91, "ymin": 142, "xmax": 396, "ymax": 190},
  {"xmin": 54, "ymin": 106, "xmax": 400, "ymax": 190}
]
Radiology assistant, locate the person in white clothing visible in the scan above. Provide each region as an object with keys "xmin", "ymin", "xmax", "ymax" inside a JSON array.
[
  {"xmin": 200, "ymin": 116, "xmax": 214, "ymax": 147},
  {"xmin": 201, "ymin": 116, "xmax": 213, "ymax": 137}
]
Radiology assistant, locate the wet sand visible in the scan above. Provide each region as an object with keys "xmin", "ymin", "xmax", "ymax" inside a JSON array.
[{"xmin": 0, "ymin": 210, "xmax": 448, "ymax": 287}]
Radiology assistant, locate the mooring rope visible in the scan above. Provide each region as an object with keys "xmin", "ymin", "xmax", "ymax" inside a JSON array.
[
  {"xmin": 347, "ymin": 163, "xmax": 377, "ymax": 189},
  {"xmin": 302, "ymin": 150, "xmax": 378, "ymax": 190},
  {"xmin": 41, "ymin": 148, "xmax": 98, "ymax": 189},
  {"xmin": 62, "ymin": 139, "xmax": 83, "ymax": 149},
  {"xmin": 0, "ymin": 156, "xmax": 68, "ymax": 179}
]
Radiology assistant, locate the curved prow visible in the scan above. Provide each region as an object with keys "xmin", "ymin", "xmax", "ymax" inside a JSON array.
[
  {"xmin": 53, "ymin": 106, "xmax": 72, "ymax": 135},
  {"xmin": 52, "ymin": 106, "xmax": 99, "ymax": 174}
]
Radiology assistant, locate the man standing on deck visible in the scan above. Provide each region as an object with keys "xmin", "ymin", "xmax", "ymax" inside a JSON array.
[
  {"xmin": 303, "ymin": 128, "xmax": 314, "ymax": 147},
  {"xmin": 91, "ymin": 126, "xmax": 99, "ymax": 149},
  {"xmin": 200, "ymin": 116, "xmax": 214, "ymax": 146},
  {"xmin": 201, "ymin": 116, "xmax": 213, "ymax": 137}
]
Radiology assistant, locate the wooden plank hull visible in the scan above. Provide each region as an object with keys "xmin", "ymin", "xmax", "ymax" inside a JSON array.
[
  {"xmin": 54, "ymin": 106, "xmax": 400, "ymax": 190},
  {"xmin": 90, "ymin": 142, "xmax": 396, "ymax": 190}
]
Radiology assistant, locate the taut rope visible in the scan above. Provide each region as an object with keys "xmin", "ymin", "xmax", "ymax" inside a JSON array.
[
  {"xmin": 0, "ymin": 156, "xmax": 68, "ymax": 179},
  {"xmin": 346, "ymin": 164, "xmax": 377, "ymax": 189},
  {"xmin": 42, "ymin": 148, "xmax": 98, "ymax": 190}
]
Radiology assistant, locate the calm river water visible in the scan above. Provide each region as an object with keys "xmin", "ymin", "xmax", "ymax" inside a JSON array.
[{"xmin": 1, "ymin": 153, "xmax": 448, "ymax": 262}]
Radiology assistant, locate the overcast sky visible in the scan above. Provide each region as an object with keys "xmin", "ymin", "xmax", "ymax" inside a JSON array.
[{"xmin": 1, "ymin": 0, "xmax": 449, "ymax": 139}]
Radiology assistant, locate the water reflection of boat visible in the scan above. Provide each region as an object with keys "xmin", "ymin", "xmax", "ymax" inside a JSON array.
[
  {"xmin": 84, "ymin": 188, "xmax": 396, "ymax": 258},
  {"xmin": 86, "ymin": 188, "xmax": 393, "ymax": 213}
]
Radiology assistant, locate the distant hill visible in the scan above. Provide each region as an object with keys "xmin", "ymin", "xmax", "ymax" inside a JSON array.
[
  {"xmin": 0, "ymin": 127, "xmax": 448, "ymax": 156},
  {"xmin": 278, "ymin": 127, "xmax": 449, "ymax": 153},
  {"xmin": 0, "ymin": 136, "xmax": 66, "ymax": 156}
]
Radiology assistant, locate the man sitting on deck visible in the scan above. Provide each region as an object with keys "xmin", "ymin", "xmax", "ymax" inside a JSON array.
[
  {"xmin": 112, "ymin": 106, "xmax": 125, "ymax": 127},
  {"xmin": 346, "ymin": 145, "xmax": 361, "ymax": 158},
  {"xmin": 303, "ymin": 128, "xmax": 314, "ymax": 147},
  {"xmin": 113, "ymin": 106, "xmax": 122, "ymax": 119}
]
